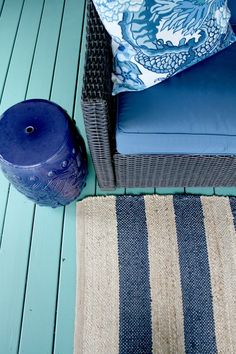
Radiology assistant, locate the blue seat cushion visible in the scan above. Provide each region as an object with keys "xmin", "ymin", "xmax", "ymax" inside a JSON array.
[{"xmin": 116, "ymin": 38, "xmax": 236, "ymax": 156}]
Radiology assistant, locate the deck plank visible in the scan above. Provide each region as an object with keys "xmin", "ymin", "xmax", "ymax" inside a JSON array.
[
  {"xmin": 26, "ymin": 0, "xmax": 65, "ymax": 100},
  {"xmin": 0, "ymin": 189, "xmax": 34, "ymax": 354},
  {"xmin": 18, "ymin": 1, "xmax": 86, "ymax": 353},
  {"xmin": 214, "ymin": 187, "xmax": 236, "ymax": 196},
  {"xmin": 0, "ymin": 1, "xmax": 45, "ymax": 352},
  {"xmin": 0, "ymin": 0, "xmax": 24, "ymax": 101},
  {"xmin": 96, "ymin": 183, "xmax": 125, "ymax": 195},
  {"xmin": 0, "ymin": 174, "xmax": 9, "ymax": 245},
  {"xmin": 0, "ymin": 0, "xmax": 16, "ymax": 226},
  {"xmin": 50, "ymin": 0, "xmax": 84, "ymax": 115},
  {"xmin": 54, "ymin": 202, "xmax": 77, "ymax": 354},
  {"xmin": 52, "ymin": 1, "xmax": 87, "ymax": 353},
  {"xmin": 19, "ymin": 206, "xmax": 65, "ymax": 354},
  {"xmin": 185, "ymin": 187, "xmax": 214, "ymax": 195},
  {"xmin": 17, "ymin": 1, "xmax": 66, "ymax": 353},
  {"xmin": 126, "ymin": 187, "xmax": 155, "ymax": 195},
  {"xmin": 0, "ymin": 0, "xmax": 5, "ymax": 15},
  {"xmin": 155, "ymin": 187, "xmax": 185, "ymax": 194},
  {"xmin": 0, "ymin": 0, "xmax": 44, "ymax": 114},
  {"xmin": 0, "ymin": 189, "xmax": 35, "ymax": 354}
]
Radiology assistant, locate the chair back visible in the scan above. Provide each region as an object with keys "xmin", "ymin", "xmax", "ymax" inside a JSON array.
[{"xmin": 228, "ymin": 0, "xmax": 236, "ymax": 24}]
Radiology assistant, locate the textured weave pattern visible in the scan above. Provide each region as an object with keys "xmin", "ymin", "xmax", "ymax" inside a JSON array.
[
  {"xmin": 74, "ymin": 195, "xmax": 236, "ymax": 354},
  {"xmin": 116, "ymin": 196, "xmax": 152, "ymax": 354},
  {"xmin": 82, "ymin": 1, "xmax": 236, "ymax": 189}
]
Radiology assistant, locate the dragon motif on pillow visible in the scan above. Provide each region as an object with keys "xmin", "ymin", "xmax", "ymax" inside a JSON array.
[{"xmin": 93, "ymin": 0, "xmax": 236, "ymax": 94}]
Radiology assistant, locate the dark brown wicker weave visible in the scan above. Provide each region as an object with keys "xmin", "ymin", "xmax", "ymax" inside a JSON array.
[{"xmin": 82, "ymin": 0, "xmax": 236, "ymax": 189}]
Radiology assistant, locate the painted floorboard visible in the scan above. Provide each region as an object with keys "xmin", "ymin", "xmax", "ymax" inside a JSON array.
[
  {"xmin": 53, "ymin": 202, "xmax": 76, "ymax": 354},
  {"xmin": 26, "ymin": 0, "xmax": 65, "ymax": 100},
  {"xmin": 155, "ymin": 187, "xmax": 185, "ymax": 194},
  {"xmin": 0, "ymin": 0, "xmax": 44, "ymax": 114},
  {"xmin": 0, "ymin": 189, "xmax": 35, "ymax": 354},
  {"xmin": 18, "ymin": 1, "xmax": 66, "ymax": 353},
  {"xmin": 185, "ymin": 187, "xmax": 214, "ymax": 195},
  {"xmin": 51, "ymin": 0, "xmax": 83, "ymax": 114},
  {"xmin": 96, "ymin": 183, "xmax": 125, "ymax": 195},
  {"xmin": 0, "ymin": 0, "xmax": 24, "ymax": 102},
  {"xmin": 0, "ymin": 173, "xmax": 9, "ymax": 246},
  {"xmin": 126, "ymin": 187, "xmax": 155, "ymax": 195},
  {"xmin": 214, "ymin": 187, "xmax": 236, "ymax": 196},
  {"xmin": 52, "ymin": 9, "xmax": 95, "ymax": 351},
  {"xmin": 19, "ymin": 207, "xmax": 64, "ymax": 354},
  {"xmin": 0, "ymin": 1, "xmax": 45, "ymax": 352},
  {"xmin": 0, "ymin": 0, "xmax": 5, "ymax": 16},
  {"xmin": 52, "ymin": 1, "xmax": 86, "ymax": 353},
  {"xmin": 18, "ymin": 1, "xmax": 86, "ymax": 353}
]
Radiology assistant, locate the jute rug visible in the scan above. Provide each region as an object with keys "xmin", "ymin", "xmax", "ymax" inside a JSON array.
[{"xmin": 74, "ymin": 195, "xmax": 236, "ymax": 354}]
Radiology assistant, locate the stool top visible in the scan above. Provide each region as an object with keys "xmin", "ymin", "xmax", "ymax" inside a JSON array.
[{"xmin": 0, "ymin": 99, "xmax": 70, "ymax": 167}]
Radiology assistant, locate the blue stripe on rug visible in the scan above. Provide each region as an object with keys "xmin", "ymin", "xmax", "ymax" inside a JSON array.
[
  {"xmin": 229, "ymin": 197, "xmax": 236, "ymax": 230},
  {"xmin": 116, "ymin": 196, "xmax": 152, "ymax": 354},
  {"xmin": 173, "ymin": 195, "xmax": 217, "ymax": 354}
]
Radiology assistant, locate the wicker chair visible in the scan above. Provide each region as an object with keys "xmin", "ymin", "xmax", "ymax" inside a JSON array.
[{"xmin": 82, "ymin": 0, "xmax": 236, "ymax": 190}]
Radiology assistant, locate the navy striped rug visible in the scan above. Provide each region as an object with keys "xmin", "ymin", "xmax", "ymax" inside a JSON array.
[{"xmin": 74, "ymin": 195, "xmax": 236, "ymax": 354}]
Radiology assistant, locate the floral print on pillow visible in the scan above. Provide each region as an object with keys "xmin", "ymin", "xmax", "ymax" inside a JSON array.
[{"xmin": 93, "ymin": 0, "xmax": 236, "ymax": 94}]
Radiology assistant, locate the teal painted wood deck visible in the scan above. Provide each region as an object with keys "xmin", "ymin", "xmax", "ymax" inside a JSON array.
[{"xmin": 0, "ymin": 1, "xmax": 236, "ymax": 353}]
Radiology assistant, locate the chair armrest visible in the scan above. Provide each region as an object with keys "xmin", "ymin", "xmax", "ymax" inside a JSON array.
[{"xmin": 81, "ymin": 0, "xmax": 116, "ymax": 189}]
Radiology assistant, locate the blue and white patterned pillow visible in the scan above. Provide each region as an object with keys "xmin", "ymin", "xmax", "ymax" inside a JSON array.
[{"xmin": 92, "ymin": 0, "xmax": 236, "ymax": 95}]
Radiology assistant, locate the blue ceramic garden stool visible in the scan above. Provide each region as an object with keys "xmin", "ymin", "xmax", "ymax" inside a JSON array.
[{"xmin": 0, "ymin": 99, "xmax": 88, "ymax": 207}]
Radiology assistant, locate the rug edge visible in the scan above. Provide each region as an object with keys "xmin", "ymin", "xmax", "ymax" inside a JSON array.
[{"xmin": 74, "ymin": 203, "xmax": 87, "ymax": 354}]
